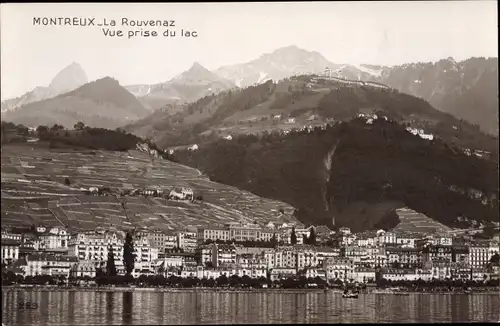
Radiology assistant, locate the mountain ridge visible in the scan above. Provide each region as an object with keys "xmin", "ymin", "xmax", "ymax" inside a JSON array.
[
  {"xmin": 124, "ymin": 74, "xmax": 498, "ymax": 158},
  {"xmin": 1, "ymin": 62, "xmax": 89, "ymax": 113},
  {"xmin": 169, "ymin": 118, "xmax": 498, "ymax": 231},
  {"xmin": 125, "ymin": 62, "xmax": 236, "ymax": 112},
  {"xmin": 1, "ymin": 77, "xmax": 149, "ymax": 129}
]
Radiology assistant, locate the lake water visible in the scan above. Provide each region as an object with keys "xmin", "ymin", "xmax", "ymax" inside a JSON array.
[{"xmin": 2, "ymin": 289, "xmax": 499, "ymax": 325}]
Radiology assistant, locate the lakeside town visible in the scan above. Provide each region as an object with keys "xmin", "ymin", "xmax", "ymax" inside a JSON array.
[{"xmin": 2, "ymin": 207, "xmax": 499, "ymax": 291}]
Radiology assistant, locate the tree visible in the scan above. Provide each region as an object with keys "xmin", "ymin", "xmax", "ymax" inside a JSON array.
[
  {"xmin": 490, "ymin": 253, "xmax": 500, "ymax": 265},
  {"xmin": 241, "ymin": 275, "xmax": 251, "ymax": 287},
  {"xmin": 308, "ymin": 227, "xmax": 317, "ymax": 245},
  {"xmin": 482, "ymin": 224, "xmax": 496, "ymax": 239},
  {"xmin": 16, "ymin": 125, "xmax": 29, "ymax": 136},
  {"xmin": 106, "ymin": 245, "xmax": 117, "ymax": 276},
  {"xmin": 74, "ymin": 121, "xmax": 85, "ymax": 131},
  {"xmin": 36, "ymin": 125, "xmax": 49, "ymax": 137},
  {"xmin": 216, "ymin": 275, "xmax": 229, "ymax": 287},
  {"xmin": 270, "ymin": 233, "xmax": 277, "ymax": 248},
  {"xmin": 229, "ymin": 274, "xmax": 241, "ymax": 288},
  {"xmin": 123, "ymin": 232, "xmax": 136, "ymax": 276},
  {"xmin": 291, "ymin": 227, "xmax": 297, "ymax": 245},
  {"xmin": 50, "ymin": 124, "xmax": 65, "ymax": 132}
]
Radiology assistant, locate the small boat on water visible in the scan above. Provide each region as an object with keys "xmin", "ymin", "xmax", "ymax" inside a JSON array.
[
  {"xmin": 342, "ymin": 293, "xmax": 359, "ymax": 298},
  {"xmin": 342, "ymin": 289, "xmax": 359, "ymax": 298},
  {"xmin": 389, "ymin": 287, "xmax": 410, "ymax": 296}
]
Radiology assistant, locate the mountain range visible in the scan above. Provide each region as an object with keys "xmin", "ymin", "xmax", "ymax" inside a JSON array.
[
  {"xmin": 125, "ymin": 74, "xmax": 498, "ymax": 158},
  {"xmin": 1, "ymin": 45, "xmax": 497, "ymax": 135},
  {"xmin": 373, "ymin": 57, "xmax": 499, "ymax": 135}
]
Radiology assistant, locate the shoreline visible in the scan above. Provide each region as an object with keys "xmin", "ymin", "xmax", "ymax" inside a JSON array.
[{"xmin": 2, "ymin": 285, "xmax": 499, "ymax": 294}]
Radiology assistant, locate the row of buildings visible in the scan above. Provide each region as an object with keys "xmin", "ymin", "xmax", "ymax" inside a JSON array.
[{"xmin": 1, "ymin": 223, "xmax": 499, "ymax": 283}]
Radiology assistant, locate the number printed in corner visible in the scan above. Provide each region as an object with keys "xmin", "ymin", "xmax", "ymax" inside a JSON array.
[{"xmin": 17, "ymin": 301, "xmax": 38, "ymax": 309}]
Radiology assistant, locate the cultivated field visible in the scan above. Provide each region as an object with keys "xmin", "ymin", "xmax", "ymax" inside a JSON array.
[
  {"xmin": 393, "ymin": 208, "xmax": 451, "ymax": 234},
  {"xmin": 1, "ymin": 143, "xmax": 297, "ymax": 231}
]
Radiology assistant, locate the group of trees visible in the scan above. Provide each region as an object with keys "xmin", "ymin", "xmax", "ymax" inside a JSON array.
[
  {"xmin": 1, "ymin": 273, "xmax": 67, "ymax": 286},
  {"xmin": 2, "ymin": 270, "xmax": 329, "ymax": 289},
  {"xmin": 376, "ymin": 277, "xmax": 500, "ymax": 289},
  {"xmin": 102, "ymin": 232, "xmax": 136, "ymax": 279},
  {"xmin": 34, "ymin": 122, "xmax": 144, "ymax": 151},
  {"xmin": 289, "ymin": 227, "xmax": 317, "ymax": 245},
  {"xmin": 1, "ymin": 121, "xmax": 32, "ymax": 143}
]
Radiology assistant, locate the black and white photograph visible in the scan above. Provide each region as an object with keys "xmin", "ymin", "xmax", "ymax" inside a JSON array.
[{"xmin": 1, "ymin": 1, "xmax": 499, "ymax": 324}]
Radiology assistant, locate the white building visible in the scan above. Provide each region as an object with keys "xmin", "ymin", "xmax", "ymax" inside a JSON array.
[
  {"xmin": 352, "ymin": 267, "xmax": 376, "ymax": 283},
  {"xmin": 198, "ymin": 226, "xmax": 231, "ymax": 242},
  {"xmin": 228, "ymin": 223, "xmax": 262, "ymax": 242},
  {"xmin": 38, "ymin": 227, "xmax": 70, "ymax": 250},
  {"xmin": 469, "ymin": 243, "xmax": 491, "ymax": 269},
  {"xmin": 395, "ymin": 233, "xmax": 418, "ymax": 248},
  {"xmin": 68, "ymin": 230, "xmax": 126, "ymax": 273},
  {"xmin": 236, "ymin": 252, "xmax": 267, "ymax": 270},
  {"xmin": 169, "ymin": 187, "xmax": 194, "ymax": 201},
  {"xmin": 302, "ymin": 267, "xmax": 327, "ymax": 280},
  {"xmin": 1, "ymin": 239, "xmax": 20, "ymax": 264},
  {"xmin": 1, "ymin": 231, "xmax": 22, "ymax": 242},
  {"xmin": 382, "ymin": 269, "xmax": 420, "ymax": 282},
  {"xmin": 265, "ymin": 247, "xmax": 297, "ymax": 269},
  {"xmin": 70, "ymin": 260, "xmax": 97, "ymax": 278},
  {"xmin": 270, "ymin": 267, "xmax": 296, "ymax": 281},
  {"xmin": 212, "ymin": 243, "xmax": 237, "ymax": 267},
  {"xmin": 323, "ymin": 257, "xmax": 355, "ymax": 282},
  {"xmin": 177, "ymin": 231, "xmax": 197, "ymax": 252},
  {"xmin": 24, "ymin": 253, "xmax": 78, "ymax": 277},
  {"xmin": 316, "ymin": 247, "xmax": 341, "ymax": 265},
  {"xmin": 375, "ymin": 231, "xmax": 397, "ymax": 246},
  {"xmin": 296, "ymin": 245, "xmax": 319, "ymax": 270},
  {"xmin": 134, "ymin": 235, "xmax": 159, "ymax": 263},
  {"xmin": 338, "ymin": 227, "xmax": 351, "ymax": 235}
]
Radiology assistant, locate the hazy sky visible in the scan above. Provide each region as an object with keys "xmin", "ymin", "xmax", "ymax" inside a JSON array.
[{"xmin": 1, "ymin": 1, "xmax": 497, "ymax": 100}]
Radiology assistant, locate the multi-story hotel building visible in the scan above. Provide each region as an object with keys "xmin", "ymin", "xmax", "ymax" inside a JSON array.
[
  {"xmin": 37, "ymin": 227, "xmax": 70, "ymax": 250},
  {"xmin": 385, "ymin": 246, "xmax": 423, "ymax": 268},
  {"xmin": 68, "ymin": 230, "xmax": 126, "ymax": 273},
  {"xmin": 134, "ymin": 235, "xmax": 159, "ymax": 263},
  {"xmin": 23, "ymin": 253, "xmax": 78, "ymax": 277},
  {"xmin": 469, "ymin": 242, "xmax": 491, "ymax": 268},
  {"xmin": 212, "ymin": 243, "xmax": 237, "ymax": 267},
  {"xmin": 177, "ymin": 231, "xmax": 197, "ymax": 252},
  {"xmin": 323, "ymin": 257, "xmax": 355, "ymax": 282},
  {"xmin": 228, "ymin": 223, "xmax": 261, "ymax": 242},
  {"xmin": 197, "ymin": 226, "xmax": 231, "ymax": 243}
]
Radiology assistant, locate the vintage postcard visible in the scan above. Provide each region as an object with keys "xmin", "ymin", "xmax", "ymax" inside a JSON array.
[{"xmin": 1, "ymin": 1, "xmax": 498, "ymax": 325}]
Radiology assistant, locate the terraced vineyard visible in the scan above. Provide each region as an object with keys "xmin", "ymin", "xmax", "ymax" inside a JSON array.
[
  {"xmin": 1, "ymin": 143, "xmax": 297, "ymax": 231},
  {"xmin": 392, "ymin": 208, "xmax": 452, "ymax": 234}
]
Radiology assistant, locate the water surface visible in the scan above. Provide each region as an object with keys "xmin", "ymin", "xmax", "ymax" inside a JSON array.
[{"xmin": 2, "ymin": 290, "xmax": 499, "ymax": 324}]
